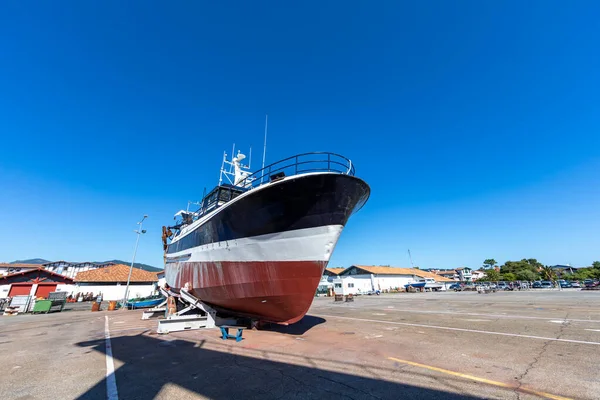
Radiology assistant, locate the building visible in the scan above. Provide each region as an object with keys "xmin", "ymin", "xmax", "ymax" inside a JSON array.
[
  {"xmin": 0, "ymin": 263, "xmax": 39, "ymax": 277},
  {"xmin": 337, "ymin": 265, "xmax": 454, "ymax": 293},
  {"xmin": 471, "ymin": 270, "xmax": 485, "ymax": 280},
  {"xmin": 323, "ymin": 267, "xmax": 345, "ymax": 282},
  {"xmin": 551, "ymin": 265, "xmax": 579, "ymax": 276},
  {"xmin": 74, "ymin": 264, "xmax": 158, "ymax": 301},
  {"xmin": 0, "ymin": 268, "xmax": 75, "ymax": 299},
  {"xmin": 430, "ymin": 267, "xmax": 476, "ymax": 282},
  {"xmin": 317, "ymin": 268, "xmax": 345, "ymax": 295},
  {"xmin": 156, "ymin": 270, "xmax": 166, "ymax": 287},
  {"xmin": 434, "ymin": 270, "xmax": 458, "ymax": 281},
  {"xmin": 456, "ymin": 267, "xmax": 473, "ymax": 282},
  {"xmin": 43, "ymin": 261, "xmax": 116, "ymax": 279}
]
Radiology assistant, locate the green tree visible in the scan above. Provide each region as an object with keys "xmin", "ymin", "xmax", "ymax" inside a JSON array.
[
  {"xmin": 500, "ymin": 259, "xmax": 542, "ymax": 280},
  {"xmin": 571, "ymin": 268, "xmax": 596, "ymax": 281},
  {"xmin": 483, "ymin": 269, "xmax": 501, "ymax": 281},
  {"xmin": 483, "ymin": 259, "xmax": 497, "ymax": 269},
  {"xmin": 592, "ymin": 261, "xmax": 600, "ymax": 270},
  {"xmin": 502, "ymin": 272, "xmax": 517, "ymax": 282},
  {"xmin": 540, "ymin": 266, "xmax": 557, "ymax": 281},
  {"xmin": 515, "ymin": 269, "xmax": 538, "ymax": 282}
]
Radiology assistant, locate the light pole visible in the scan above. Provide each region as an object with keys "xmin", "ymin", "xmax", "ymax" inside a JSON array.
[{"xmin": 122, "ymin": 215, "xmax": 147, "ymax": 308}]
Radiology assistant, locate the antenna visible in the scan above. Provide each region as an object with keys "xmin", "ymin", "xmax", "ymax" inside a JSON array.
[
  {"xmin": 219, "ymin": 151, "xmax": 226, "ymax": 185},
  {"xmin": 231, "ymin": 143, "xmax": 235, "ymax": 173},
  {"xmin": 408, "ymin": 249, "xmax": 415, "ymax": 269},
  {"xmin": 261, "ymin": 115, "xmax": 268, "ymax": 182}
]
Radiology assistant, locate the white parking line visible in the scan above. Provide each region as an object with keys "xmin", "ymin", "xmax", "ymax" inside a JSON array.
[
  {"xmin": 105, "ymin": 316, "xmax": 119, "ymax": 400},
  {"xmin": 382, "ymin": 308, "xmax": 600, "ymax": 323},
  {"xmin": 317, "ymin": 314, "xmax": 600, "ymax": 346}
]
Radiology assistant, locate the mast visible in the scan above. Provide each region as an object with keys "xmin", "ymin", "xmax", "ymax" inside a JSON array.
[
  {"xmin": 261, "ymin": 114, "xmax": 268, "ymax": 183},
  {"xmin": 408, "ymin": 249, "xmax": 415, "ymax": 269},
  {"xmin": 249, "ymin": 146, "xmax": 252, "ymax": 169}
]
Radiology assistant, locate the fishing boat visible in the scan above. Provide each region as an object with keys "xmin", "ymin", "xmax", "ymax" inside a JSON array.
[{"xmin": 162, "ymin": 149, "xmax": 369, "ymax": 324}]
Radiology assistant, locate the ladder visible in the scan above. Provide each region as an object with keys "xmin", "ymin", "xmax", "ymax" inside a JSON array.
[{"xmin": 156, "ymin": 288, "xmax": 217, "ymax": 334}]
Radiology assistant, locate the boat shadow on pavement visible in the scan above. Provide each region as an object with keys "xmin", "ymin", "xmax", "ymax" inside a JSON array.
[
  {"xmin": 76, "ymin": 331, "xmax": 481, "ymax": 400},
  {"xmin": 260, "ymin": 315, "xmax": 326, "ymax": 335}
]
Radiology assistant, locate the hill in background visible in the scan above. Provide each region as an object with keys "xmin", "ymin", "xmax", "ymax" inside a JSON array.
[{"xmin": 10, "ymin": 258, "xmax": 49, "ymax": 264}]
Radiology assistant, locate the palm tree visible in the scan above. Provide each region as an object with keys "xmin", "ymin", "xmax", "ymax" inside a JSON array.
[{"xmin": 540, "ymin": 266, "xmax": 557, "ymax": 282}]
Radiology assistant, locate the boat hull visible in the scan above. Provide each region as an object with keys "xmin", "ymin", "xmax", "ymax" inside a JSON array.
[
  {"xmin": 126, "ymin": 298, "xmax": 165, "ymax": 309},
  {"xmin": 169, "ymin": 260, "xmax": 325, "ymax": 324},
  {"xmin": 165, "ymin": 173, "xmax": 370, "ymax": 324}
]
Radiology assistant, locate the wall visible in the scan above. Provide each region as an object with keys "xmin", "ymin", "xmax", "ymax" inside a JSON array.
[
  {"xmin": 55, "ymin": 284, "xmax": 76, "ymax": 295},
  {"xmin": 0, "ymin": 284, "xmax": 10, "ymax": 299},
  {"xmin": 372, "ymin": 274, "xmax": 416, "ymax": 291},
  {"xmin": 75, "ymin": 283, "xmax": 156, "ymax": 301}
]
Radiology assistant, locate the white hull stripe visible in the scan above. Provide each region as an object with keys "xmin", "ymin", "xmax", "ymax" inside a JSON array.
[{"xmin": 166, "ymin": 225, "xmax": 343, "ymax": 263}]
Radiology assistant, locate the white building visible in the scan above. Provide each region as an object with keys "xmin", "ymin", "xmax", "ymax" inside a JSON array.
[
  {"xmin": 338, "ymin": 265, "xmax": 454, "ymax": 294},
  {"xmin": 430, "ymin": 267, "xmax": 478, "ymax": 282},
  {"xmin": 156, "ymin": 270, "xmax": 166, "ymax": 288},
  {"xmin": 74, "ymin": 264, "xmax": 158, "ymax": 301},
  {"xmin": 43, "ymin": 261, "xmax": 116, "ymax": 279},
  {"xmin": 0, "ymin": 263, "xmax": 39, "ymax": 277},
  {"xmin": 456, "ymin": 267, "xmax": 473, "ymax": 282},
  {"xmin": 471, "ymin": 270, "xmax": 485, "ymax": 280}
]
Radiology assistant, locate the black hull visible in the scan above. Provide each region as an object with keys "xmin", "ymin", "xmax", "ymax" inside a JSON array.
[{"xmin": 167, "ymin": 173, "xmax": 370, "ymax": 254}]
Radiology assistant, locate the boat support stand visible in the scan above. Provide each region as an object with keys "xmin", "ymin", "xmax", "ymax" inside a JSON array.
[{"xmin": 157, "ymin": 288, "xmax": 216, "ymax": 334}]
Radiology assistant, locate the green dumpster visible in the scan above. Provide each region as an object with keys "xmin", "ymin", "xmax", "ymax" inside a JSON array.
[{"xmin": 33, "ymin": 300, "xmax": 52, "ymax": 314}]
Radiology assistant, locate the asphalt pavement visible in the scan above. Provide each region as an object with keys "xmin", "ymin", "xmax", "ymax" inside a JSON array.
[{"xmin": 1, "ymin": 290, "xmax": 599, "ymax": 399}]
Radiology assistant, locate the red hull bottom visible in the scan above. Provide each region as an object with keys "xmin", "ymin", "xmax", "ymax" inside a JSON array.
[{"xmin": 168, "ymin": 261, "xmax": 327, "ymax": 324}]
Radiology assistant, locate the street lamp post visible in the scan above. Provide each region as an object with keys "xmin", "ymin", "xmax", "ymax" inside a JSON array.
[{"xmin": 122, "ymin": 215, "xmax": 147, "ymax": 308}]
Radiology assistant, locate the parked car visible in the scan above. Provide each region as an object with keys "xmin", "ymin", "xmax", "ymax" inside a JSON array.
[
  {"xmin": 571, "ymin": 281, "xmax": 581, "ymax": 288},
  {"xmin": 559, "ymin": 281, "xmax": 572, "ymax": 288},
  {"xmin": 496, "ymin": 282, "xmax": 508, "ymax": 290},
  {"xmin": 450, "ymin": 283, "xmax": 462, "ymax": 291},
  {"xmin": 532, "ymin": 281, "xmax": 542, "ymax": 289},
  {"xmin": 585, "ymin": 280, "xmax": 600, "ymax": 288},
  {"xmin": 541, "ymin": 281, "xmax": 554, "ymax": 288},
  {"xmin": 365, "ymin": 289, "xmax": 381, "ymax": 295}
]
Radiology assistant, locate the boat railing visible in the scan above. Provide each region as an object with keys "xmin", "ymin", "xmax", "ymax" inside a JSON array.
[{"xmin": 238, "ymin": 152, "xmax": 355, "ymax": 189}]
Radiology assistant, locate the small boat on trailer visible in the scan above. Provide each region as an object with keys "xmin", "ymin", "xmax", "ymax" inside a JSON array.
[{"xmin": 405, "ymin": 278, "xmax": 443, "ymax": 291}]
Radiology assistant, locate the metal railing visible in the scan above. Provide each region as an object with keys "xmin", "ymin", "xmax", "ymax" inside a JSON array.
[{"xmin": 237, "ymin": 152, "xmax": 355, "ymax": 190}]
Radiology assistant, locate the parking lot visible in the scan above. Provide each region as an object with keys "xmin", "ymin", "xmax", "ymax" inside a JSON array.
[{"xmin": 1, "ymin": 290, "xmax": 599, "ymax": 399}]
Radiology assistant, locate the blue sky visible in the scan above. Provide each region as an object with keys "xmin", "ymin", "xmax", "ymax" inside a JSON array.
[{"xmin": 1, "ymin": 2, "xmax": 599, "ymax": 269}]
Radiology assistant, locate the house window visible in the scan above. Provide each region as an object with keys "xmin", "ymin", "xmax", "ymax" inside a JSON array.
[
  {"xmin": 348, "ymin": 283, "xmax": 354, "ymax": 288},
  {"xmin": 334, "ymin": 283, "xmax": 342, "ymax": 288}
]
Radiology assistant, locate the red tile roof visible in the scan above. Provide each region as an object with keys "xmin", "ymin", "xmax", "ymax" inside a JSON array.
[
  {"xmin": 75, "ymin": 264, "xmax": 158, "ymax": 283},
  {"xmin": 348, "ymin": 265, "xmax": 455, "ymax": 282},
  {"xmin": 325, "ymin": 267, "xmax": 345, "ymax": 275}
]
